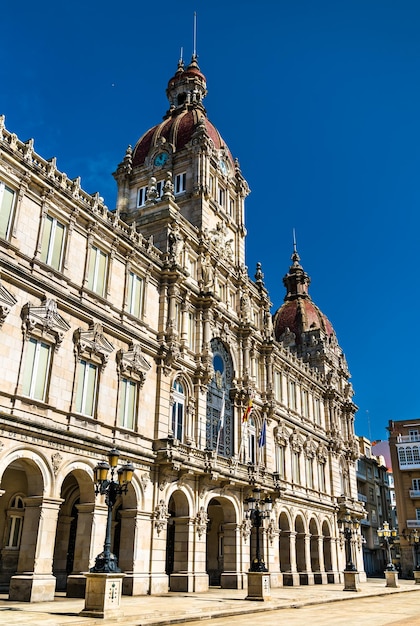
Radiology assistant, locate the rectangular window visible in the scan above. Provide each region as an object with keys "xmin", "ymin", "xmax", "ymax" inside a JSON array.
[
  {"xmin": 302, "ymin": 390, "xmax": 309, "ymax": 417},
  {"xmin": 318, "ymin": 462, "xmax": 326, "ymax": 492},
  {"xmin": 187, "ymin": 312, "xmax": 195, "ymax": 350},
  {"xmin": 292, "ymin": 451, "xmax": 301, "ymax": 484},
  {"xmin": 209, "ymin": 175, "xmax": 214, "ymax": 197},
  {"xmin": 289, "ymin": 381, "xmax": 297, "ymax": 410},
  {"xmin": 410, "ymin": 430, "xmax": 419, "ymax": 441},
  {"xmin": 416, "ymin": 508, "xmax": 420, "ymax": 522},
  {"xmin": 174, "ymin": 172, "xmax": 186, "ymax": 194},
  {"xmin": 0, "ymin": 181, "xmax": 15, "ymax": 239},
  {"xmin": 229, "ymin": 197, "xmax": 234, "ymax": 217},
  {"xmin": 137, "ymin": 186, "xmax": 148, "ymax": 207},
  {"xmin": 156, "ymin": 180, "xmax": 164, "ymax": 198},
  {"xmin": 274, "ymin": 371, "xmax": 282, "ymax": 402},
  {"xmin": 75, "ymin": 360, "xmax": 98, "ymax": 416},
  {"xmin": 7, "ymin": 516, "xmax": 23, "ymax": 548},
  {"xmin": 40, "ymin": 215, "xmax": 66, "ymax": 270},
  {"xmin": 314, "ymin": 398, "xmax": 321, "ymax": 425},
  {"xmin": 413, "ymin": 479, "xmax": 420, "ymax": 491},
  {"xmin": 127, "ymin": 272, "xmax": 144, "ymax": 317},
  {"xmin": 118, "ymin": 378, "xmax": 137, "ymax": 430},
  {"xmin": 22, "ymin": 338, "xmax": 51, "ymax": 401},
  {"xmin": 87, "ymin": 246, "xmax": 108, "ymax": 296},
  {"xmin": 276, "ymin": 445, "xmax": 285, "ymax": 477},
  {"xmin": 218, "ymin": 186, "xmax": 225, "ymax": 207},
  {"xmin": 306, "ymin": 457, "xmax": 314, "ymax": 488}
]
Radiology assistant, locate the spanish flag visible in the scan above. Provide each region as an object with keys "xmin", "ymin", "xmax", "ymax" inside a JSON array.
[{"xmin": 242, "ymin": 399, "xmax": 253, "ymax": 423}]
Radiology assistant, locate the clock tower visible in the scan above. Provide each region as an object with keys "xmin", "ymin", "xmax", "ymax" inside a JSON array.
[{"xmin": 113, "ymin": 54, "xmax": 250, "ymax": 272}]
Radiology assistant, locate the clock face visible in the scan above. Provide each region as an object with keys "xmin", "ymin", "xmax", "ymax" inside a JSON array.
[
  {"xmin": 219, "ymin": 159, "xmax": 228, "ymax": 175},
  {"xmin": 154, "ymin": 152, "xmax": 168, "ymax": 167}
]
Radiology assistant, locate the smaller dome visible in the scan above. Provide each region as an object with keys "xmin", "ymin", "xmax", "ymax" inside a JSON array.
[{"xmin": 273, "ymin": 248, "xmax": 335, "ymax": 344}]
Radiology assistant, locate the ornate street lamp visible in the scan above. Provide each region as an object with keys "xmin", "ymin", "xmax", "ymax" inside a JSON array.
[
  {"xmin": 91, "ymin": 448, "xmax": 134, "ymax": 573},
  {"xmin": 244, "ymin": 488, "xmax": 273, "ymax": 572},
  {"xmin": 409, "ymin": 529, "xmax": 420, "ymax": 571},
  {"xmin": 377, "ymin": 521, "xmax": 398, "ymax": 571},
  {"xmin": 338, "ymin": 511, "xmax": 359, "ymax": 571}
]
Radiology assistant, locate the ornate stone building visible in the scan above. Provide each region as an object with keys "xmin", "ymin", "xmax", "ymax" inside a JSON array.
[{"xmin": 0, "ymin": 54, "xmax": 365, "ymax": 602}]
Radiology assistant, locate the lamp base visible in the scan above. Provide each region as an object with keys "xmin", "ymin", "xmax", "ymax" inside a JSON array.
[{"xmin": 245, "ymin": 571, "xmax": 271, "ymax": 601}]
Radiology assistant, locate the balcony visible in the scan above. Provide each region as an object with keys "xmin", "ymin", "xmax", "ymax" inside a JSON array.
[
  {"xmin": 358, "ymin": 493, "xmax": 368, "ymax": 503},
  {"xmin": 398, "ymin": 434, "xmax": 420, "ymax": 443},
  {"xmin": 406, "ymin": 520, "xmax": 420, "ymax": 528},
  {"xmin": 409, "ymin": 490, "xmax": 420, "ymax": 498}
]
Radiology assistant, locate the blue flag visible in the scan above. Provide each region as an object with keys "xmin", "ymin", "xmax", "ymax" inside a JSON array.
[{"xmin": 258, "ymin": 418, "xmax": 266, "ymax": 448}]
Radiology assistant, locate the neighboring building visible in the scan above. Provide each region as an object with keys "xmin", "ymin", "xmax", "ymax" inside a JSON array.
[
  {"xmin": 0, "ymin": 53, "xmax": 365, "ymax": 603},
  {"xmin": 372, "ymin": 440, "xmax": 397, "ymax": 529},
  {"xmin": 388, "ymin": 419, "xmax": 420, "ymax": 577},
  {"xmin": 357, "ymin": 437, "xmax": 393, "ymax": 575}
]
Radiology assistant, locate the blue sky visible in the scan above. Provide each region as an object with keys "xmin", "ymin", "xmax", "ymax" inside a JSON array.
[{"xmin": 2, "ymin": 0, "xmax": 420, "ymax": 442}]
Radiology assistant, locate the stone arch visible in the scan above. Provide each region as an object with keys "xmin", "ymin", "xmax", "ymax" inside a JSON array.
[
  {"xmin": 309, "ymin": 517, "xmax": 321, "ymax": 581},
  {"xmin": 165, "ymin": 488, "xmax": 191, "ymax": 590},
  {"xmin": 0, "ymin": 446, "xmax": 52, "ymax": 496},
  {"xmin": 322, "ymin": 519, "xmax": 333, "ymax": 579},
  {"xmin": 279, "ymin": 510, "xmax": 291, "ymax": 577},
  {"xmin": 294, "ymin": 514, "xmax": 306, "ymax": 580},
  {"xmin": 205, "ymin": 495, "xmax": 238, "ymax": 587}
]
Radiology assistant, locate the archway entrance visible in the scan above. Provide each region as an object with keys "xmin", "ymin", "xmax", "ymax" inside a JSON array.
[{"xmin": 206, "ymin": 497, "xmax": 239, "ymax": 588}]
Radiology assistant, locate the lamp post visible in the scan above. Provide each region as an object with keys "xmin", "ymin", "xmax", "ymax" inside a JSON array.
[
  {"xmin": 244, "ymin": 488, "xmax": 272, "ymax": 572},
  {"xmin": 91, "ymin": 448, "xmax": 134, "ymax": 573},
  {"xmin": 377, "ymin": 521, "xmax": 397, "ymax": 571},
  {"xmin": 338, "ymin": 512, "xmax": 359, "ymax": 572},
  {"xmin": 337, "ymin": 510, "xmax": 361, "ymax": 592}
]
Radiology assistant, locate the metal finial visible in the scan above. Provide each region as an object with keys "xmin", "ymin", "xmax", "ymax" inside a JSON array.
[{"xmin": 193, "ymin": 12, "xmax": 197, "ymax": 58}]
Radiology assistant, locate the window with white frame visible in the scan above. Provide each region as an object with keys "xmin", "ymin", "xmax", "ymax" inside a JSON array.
[
  {"xmin": 274, "ymin": 370, "xmax": 282, "ymax": 402},
  {"xmin": 118, "ymin": 378, "xmax": 138, "ymax": 430},
  {"xmin": 416, "ymin": 508, "xmax": 420, "ymax": 522},
  {"xmin": 174, "ymin": 172, "xmax": 186, "ymax": 195},
  {"xmin": 171, "ymin": 379, "xmax": 185, "ymax": 440},
  {"xmin": 75, "ymin": 359, "xmax": 98, "ymax": 417},
  {"xmin": 137, "ymin": 185, "xmax": 148, "ymax": 207},
  {"xmin": 409, "ymin": 429, "xmax": 419, "ymax": 441},
  {"xmin": 6, "ymin": 495, "xmax": 24, "ymax": 548},
  {"xmin": 0, "ymin": 181, "xmax": 15, "ymax": 239},
  {"xmin": 127, "ymin": 271, "xmax": 144, "ymax": 317},
  {"xmin": 413, "ymin": 479, "xmax": 420, "ymax": 491},
  {"xmin": 40, "ymin": 215, "xmax": 66, "ymax": 270},
  {"xmin": 87, "ymin": 246, "xmax": 108, "ymax": 296},
  {"xmin": 22, "ymin": 338, "xmax": 51, "ymax": 401},
  {"xmin": 276, "ymin": 444, "xmax": 286, "ymax": 477}
]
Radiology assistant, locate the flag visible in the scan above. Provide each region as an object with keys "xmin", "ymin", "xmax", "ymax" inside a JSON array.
[
  {"xmin": 242, "ymin": 399, "xmax": 253, "ymax": 423},
  {"xmin": 258, "ymin": 418, "xmax": 266, "ymax": 448}
]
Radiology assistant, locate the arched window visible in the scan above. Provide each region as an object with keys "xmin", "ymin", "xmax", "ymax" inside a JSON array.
[
  {"xmin": 206, "ymin": 339, "xmax": 233, "ymax": 456},
  {"xmin": 171, "ymin": 379, "xmax": 185, "ymax": 441},
  {"xmin": 6, "ymin": 495, "xmax": 24, "ymax": 548}
]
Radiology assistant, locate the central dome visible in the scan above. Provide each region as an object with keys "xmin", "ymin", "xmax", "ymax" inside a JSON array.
[{"xmin": 132, "ymin": 56, "xmax": 234, "ymax": 169}]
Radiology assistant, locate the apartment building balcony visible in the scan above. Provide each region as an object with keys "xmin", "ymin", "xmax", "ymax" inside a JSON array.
[
  {"xmin": 406, "ymin": 520, "xmax": 420, "ymax": 528},
  {"xmin": 409, "ymin": 490, "xmax": 420, "ymax": 498},
  {"xmin": 397, "ymin": 434, "xmax": 420, "ymax": 443}
]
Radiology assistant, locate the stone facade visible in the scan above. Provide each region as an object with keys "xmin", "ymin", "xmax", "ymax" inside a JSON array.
[{"xmin": 0, "ymin": 55, "xmax": 365, "ymax": 602}]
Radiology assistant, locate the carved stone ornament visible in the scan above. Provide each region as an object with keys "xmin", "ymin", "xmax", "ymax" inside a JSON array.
[
  {"xmin": 290, "ymin": 430, "xmax": 304, "ymax": 453},
  {"xmin": 116, "ymin": 342, "xmax": 151, "ymax": 387},
  {"xmin": 241, "ymin": 518, "xmax": 252, "ymax": 542},
  {"xmin": 266, "ymin": 518, "xmax": 277, "ymax": 546},
  {"xmin": 195, "ymin": 506, "xmax": 209, "ymax": 538},
  {"xmin": 304, "ymin": 436, "xmax": 317, "ymax": 459},
  {"xmin": 153, "ymin": 499, "xmax": 170, "ymax": 535},
  {"xmin": 209, "ymin": 221, "xmax": 233, "ymax": 261},
  {"xmin": 73, "ymin": 322, "xmax": 114, "ymax": 370},
  {"xmin": 0, "ymin": 280, "xmax": 17, "ymax": 326},
  {"xmin": 22, "ymin": 298, "xmax": 70, "ymax": 350},
  {"xmin": 279, "ymin": 326, "xmax": 296, "ymax": 347},
  {"xmin": 51, "ymin": 452, "xmax": 63, "ymax": 476},
  {"xmin": 274, "ymin": 424, "xmax": 288, "ymax": 448}
]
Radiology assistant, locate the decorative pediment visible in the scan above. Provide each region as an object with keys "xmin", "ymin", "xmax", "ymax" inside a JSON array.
[
  {"xmin": 317, "ymin": 444, "xmax": 328, "ymax": 464},
  {"xmin": 116, "ymin": 342, "xmax": 151, "ymax": 386},
  {"xmin": 0, "ymin": 281, "xmax": 17, "ymax": 326},
  {"xmin": 274, "ymin": 423, "xmax": 289, "ymax": 447},
  {"xmin": 74, "ymin": 322, "xmax": 114, "ymax": 369},
  {"xmin": 289, "ymin": 430, "xmax": 304, "ymax": 452},
  {"xmin": 304, "ymin": 436, "xmax": 317, "ymax": 459},
  {"xmin": 21, "ymin": 298, "xmax": 70, "ymax": 350}
]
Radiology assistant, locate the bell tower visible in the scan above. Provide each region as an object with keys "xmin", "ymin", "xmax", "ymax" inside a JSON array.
[{"xmin": 113, "ymin": 54, "xmax": 250, "ymax": 271}]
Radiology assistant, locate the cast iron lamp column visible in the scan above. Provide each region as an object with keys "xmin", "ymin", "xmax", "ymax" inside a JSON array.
[
  {"xmin": 377, "ymin": 521, "xmax": 397, "ymax": 571},
  {"xmin": 244, "ymin": 488, "xmax": 273, "ymax": 572},
  {"xmin": 338, "ymin": 512, "xmax": 359, "ymax": 571},
  {"xmin": 91, "ymin": 448, "xmax": 134, "ymax": 573}
]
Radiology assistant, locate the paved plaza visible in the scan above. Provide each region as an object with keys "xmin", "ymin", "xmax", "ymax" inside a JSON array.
[{"xmin": 1, "ymin": 579, "xmax": 420, "ymax": 626}]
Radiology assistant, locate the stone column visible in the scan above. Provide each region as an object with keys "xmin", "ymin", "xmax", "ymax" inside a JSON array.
[
  {"xmin": 67, "ymin": 502, "xmax": 104, "ymax": 598},
  {"xmin": 121, "ymin": 510, "xmax": 152, "ymax": 596},
  {"xmin": 286, "ymin": 531, "xmax": 300, "ymax": 586},
  {"xmin": 304, "ymin": 534, "xmax": 314, "ymax": 585},
  {"xmin": 220, "ymin": 522, "xmax": 244, "ymax": 589},
  {"xmin": 170, "ymin": 517, "xmax": 195, "ymax": 592},
  {"xmin": 9, "ymin": 496, "xmax": 62, "ymax": 602}
]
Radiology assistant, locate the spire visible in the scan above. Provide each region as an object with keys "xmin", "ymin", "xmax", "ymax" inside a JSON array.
[{"xmin": 282, "ymin": 239, "xmax": 311, "ymax": 301}]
